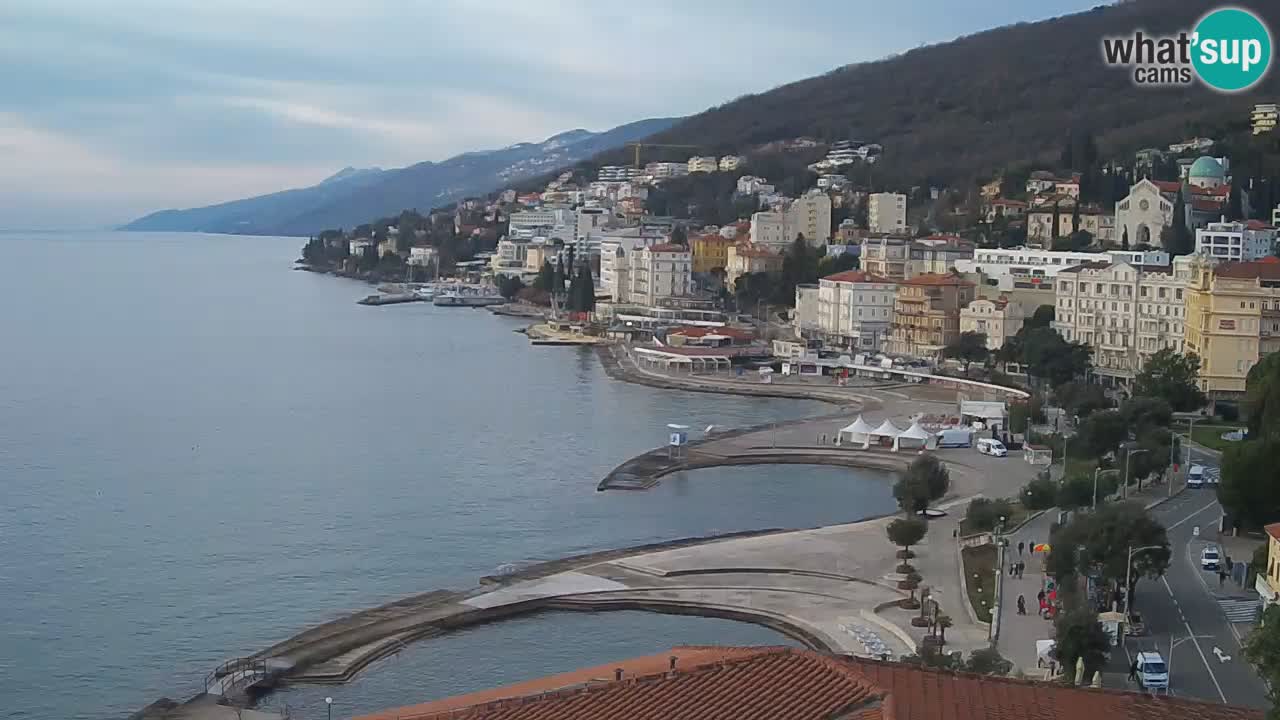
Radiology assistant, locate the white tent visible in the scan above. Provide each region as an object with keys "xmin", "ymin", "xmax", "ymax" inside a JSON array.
[
  {"xmin": 869, "ymin": 419, "xmax": 902, "ymax": 446},
  {"xmin": 894, "ymin": 421, "xmax": 932, "ymax": 452},
  {"xmin": 838, "ymin": 416, "xmax": 875, "ymax": 448}
]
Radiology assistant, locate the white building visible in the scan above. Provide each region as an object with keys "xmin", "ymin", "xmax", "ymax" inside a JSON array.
[
  {"xmin": 719, "ymin": 155, "xmax": 746, "ymax": 171},
  {"xmin": 599, "ymin": 228, "xmax": 667, "ymax": 301},
  {"xmin": 349, "ymin": 239, "xmax": 375, "ymax": 257},
  {"xmin": 1052, "ymin": 258, "xmax": 1195, "ymax": 384},
  {"xmin": 598, "ymin": 165, "xmax": 639, "ymax": 182},
  {"xmin": 574, "ymin": 206, "xmax": 610, "ymax": 255},
  {"xmin": 1274, "ymin": 203, "xmax": 1280, "ymax": 228},
  {"xmin": 786, "ymin": 192, "xmax": 832, "ymax": 246},
  {"xmin": 1195, "ymin": 220, "xmax": 1279, "ymax": 262},
  {"xmin": 737, "ymin": 175, "xmax": 769, "ymax": 195},
  {"xmin": 959, "ymin": 297, "xmax": 1025, "ymax": 350},
  {"xmin": 1169, "ymin": 137, "xmax": 1215, "ymax": 154},
  {"xmin": 687, "ymin": 156, "xmax": 719, "ymax": 174},
  {"xmin": 1115, "ymin": 179, "xmax": 1176, "ymax": 248},
  {"xmin": 750, "ymin": 211, "xmax": 789, "ymax": 249},
  {"xmin": 812, "ymin": 270, "xmax": 898, "ymax": 350},
  {"xmin": 1255, "ymin": 103, "xmax": 1279, "ymax": 135},
  {"xmin": 490, "ymin": 239, "xmax": 528, "ymax": 276},
  {"xmin": 629, "ymin": 243, "xmax": 692, "ymax": 305},
  {"xmin": 954, "ymin": 247, "xmax": 1170, "ymax": 286},
  {"xmin": 794, "ymin": 284, "xmax": 820, "ymax": 335},
  {"xmin": 408, "ymin": 246, "xmax": 437, "ymax": 266},
  {"xmin": 508, "ymin": 207, "xmax": 575, "ymax": 242},
  {"xmin": 868, "ymin": 192, "xmax": 907, "ymax": 234},
  {"xmin": 644, "ymin": 162, "xmax": 688, "ymax": 180}
]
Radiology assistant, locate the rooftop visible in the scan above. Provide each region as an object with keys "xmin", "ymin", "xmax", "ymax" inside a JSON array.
[
  {"xmin": 903, "ymin": 273, "xmax": 974, "ymax": 287},
  {"xmin": 355, "ymin": 646, "xmax": 1261, "ymax": 720},
  {"xmin": 646, "ymin": 243, "xmax": 691, "ymax": 253},
  {"xmin": 668, "ymin": 325, "xmax": 755, "ymax": 340},
  {"xmin": 1267, "ymin": 522, "xmax": 1280, "ymax": 542},
  {"xmin": 823, "ymin": 270, "xmax": 895, "ymax": 284},
  {"xmin": 1215, "ymin": 259, "xmax": 1280, "ymax": 281}
]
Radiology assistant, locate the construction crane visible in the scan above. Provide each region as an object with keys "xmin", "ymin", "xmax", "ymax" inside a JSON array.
[{"xmin": 624, "ymin": 142, "xmax": 703, "ymax": 169}]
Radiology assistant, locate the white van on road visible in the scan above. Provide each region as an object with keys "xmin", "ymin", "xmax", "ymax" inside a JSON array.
[
  {"xmin": 1136, "ymin": 651, "xmax": 1168, "ymax": 690},
  {"xmin": 976, "ymin": 438, "xmax": 1008, "ymax": 457},
  {"xmin": 1187, "ymin": 464, "xmax": 1205, "ymax": 489}
]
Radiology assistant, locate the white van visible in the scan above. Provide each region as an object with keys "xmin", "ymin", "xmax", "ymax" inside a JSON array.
[
  {"xmin": 1187, "ymin": 464, "xmax": 1206, "ymax": 489},
  {"xmin": 1136, "ymin": 651, "xmax": 1168, "ymax": 689},
  {"xmin": 977, "ymin": 438, "xmax": 1008, "ymax": 457}
]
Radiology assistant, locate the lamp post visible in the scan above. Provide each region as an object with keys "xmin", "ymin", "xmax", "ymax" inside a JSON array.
[
  {"xmin": 325, "ymin": 697, "xmax": 333, "ymax": 720},
  {"xmin": 1124, "ymin": 545, "xmax": 1165, "ymax": 614},
  {"xmin": 1122, "ymin": 448, "xmax": 1150, "ymax": 500},
  {"xmin": 1093, "ymin": 468, "xmax": 1120, "ymax": 509}
]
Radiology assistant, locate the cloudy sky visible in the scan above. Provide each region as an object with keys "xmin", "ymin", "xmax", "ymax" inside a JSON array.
[{"xmin": 1, "ymin": 1, "xmax": 1103, "ymax": 229}]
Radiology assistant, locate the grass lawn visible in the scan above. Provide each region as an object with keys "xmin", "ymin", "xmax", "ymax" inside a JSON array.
[
  {"xmin": 959, "ymin": 501, "xmax": 1032, "ymax": 536},
  {"xmin": 1174, "ymin": 421, "xmax": 1247, "ymax": 453},
  {"xmin": 961, "ymin": 544, "xmax": 998, "ymax": 623}
]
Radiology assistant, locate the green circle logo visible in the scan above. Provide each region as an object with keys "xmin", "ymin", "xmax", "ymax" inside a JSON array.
[{"xmin": 1192, "ymin": 7, "xmax": 1272, "ymax": 92}]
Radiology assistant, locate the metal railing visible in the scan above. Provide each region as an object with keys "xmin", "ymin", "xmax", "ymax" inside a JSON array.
[{"xmin": 204, "ymin": 657, "xmax": 269, "ymax": 695}]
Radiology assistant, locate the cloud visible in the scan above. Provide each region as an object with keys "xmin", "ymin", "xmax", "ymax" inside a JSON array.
[{"xmin": 0, "ymin": 0, "xmax": 1105, "ymax": 228}]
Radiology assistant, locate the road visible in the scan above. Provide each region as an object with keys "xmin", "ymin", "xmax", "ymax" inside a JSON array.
[{"xmin": 1102, "ymin": 445, "xmax": 1269, "ymax": 709}]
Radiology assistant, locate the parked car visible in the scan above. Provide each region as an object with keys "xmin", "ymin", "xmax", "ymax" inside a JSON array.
[
  {"xmin": 977, "ymin": 438, "xmax": 1008, "ymax": 457},
  {"xmin": 1201, "ymin": 546, "xmax": 1221, "ymax": 571}
]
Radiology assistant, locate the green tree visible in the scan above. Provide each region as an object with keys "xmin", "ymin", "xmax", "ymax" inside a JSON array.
[
  {"xmin": 1132, "ymin": 349, "xmax": 1206, "ymax": 412},
  {"xmin": 893, "ymin": 455, "xmax": 950, "ymax": 513},
  {"xmin": 964, "ymin": 498, "xmax": 1015, "ymax": 533},
  {"xmin": 670, "ymin": 225, "xmax": 688, "ymax": 246},
  {"xmin": 533, "ymin": 260, "xmax": 556, "ymax": 292},
  {"xmin": 818, "ymin": 252, "xmax": 859, "ymax": 276},
  {"xmin": 944, "ymin": 331, "xmax": 990, "ymax": 372},
  {"xmin": 1028, "ymin": 304, "xmax": 1056, "ymax": 329},
  {"xmin": 1121, "ymin": 226, "xmax": 1129, "ymax": 250},
  {"xmin": 1023, "ymin": 478, "xmax": 1058, "ymax": 511},
  {"xmin": 1053, "ymin": 380, "xmax": 1109, "ymax": 418},
  {"xmin": 1020, "ymin": 327, "xmax": 1091, "ymax": 388},
  {"xmin": 1056, "ymin": 475, "xmax": 1102, "ymax": 510},
  {"xmin": 1246, "ymin": 352, "xmax": 1280, "ymax": 438},
  {"xmin": 1051, "ymin": 200, "xmax": 1061, "ymax": 239},
  {"xmin": 1047, "ymin": 501, "xmax": 1170, "ymax": 605},
  {"xmin": 497, "ymin": 275, "xmax": 525, "ymax": 299},
  {"xmin": 1245, "ymin": 604, "xmax": 1280, "ymax": 715},
  {"xmin": 964, "ymin": 646, "xmax": 1013, "ymax": 676},
  {"xmin": 1119, "ymin": 396, "xmax": 1173, "ymax": 435},
  {"xmin": 1219, "ymin": 436, "xmax": 1280, "ymax": 530},
  {"xmin": 1076, "ymin": 409, "xmax": 1128, "ymax": 458},
  {"xmin": 886, "ymin": 517, "xmax": 928, "ymax": 557},
  {"xmin": 1167, "ymin": 191, "xmax": 1194, "ymax": 256},
  {"xmin": 1228, "ymin": 182, "xmax": 1244, "ymax": 222},
  {"xmin": 1051, "ymin": 604, "xmax": 1112, "ymax": 680}
]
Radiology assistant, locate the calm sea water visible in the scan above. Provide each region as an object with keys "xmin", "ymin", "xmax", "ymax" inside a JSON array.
[{"xmin": 0, "ymin": 232, "xmax": 895, "ymax": 720}]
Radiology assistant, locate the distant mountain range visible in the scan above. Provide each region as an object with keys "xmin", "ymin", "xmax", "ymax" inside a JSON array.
[{"xmin": 121, "ymin": 118, "xmax": 679, "ymax": 236}]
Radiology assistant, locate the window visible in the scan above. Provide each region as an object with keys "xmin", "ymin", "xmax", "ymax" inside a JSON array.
[{"xmin": 1140, "ymin": 287, "xmax": 1149, "ymax": 297}]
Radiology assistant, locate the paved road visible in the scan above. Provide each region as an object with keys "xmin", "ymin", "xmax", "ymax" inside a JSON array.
[{"xmin": 1102, "ymin": 445, "xmax": 1269, "ymax": 709}]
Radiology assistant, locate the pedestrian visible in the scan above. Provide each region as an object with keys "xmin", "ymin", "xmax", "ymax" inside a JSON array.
[
  {"xmin": 1219, "ymin": 569, "xmax": 1227, "ymax": 587},
  {"xmin": 1128, "ymin": 659, "xmax": 1139, "ymax": 682},
  {"xmin": 1009, "ymin": 562, "xmax": 1015, "ymax": 576},
  {"xmin": 1037, "ymin": 589, "xmax": 1045, "ymax": 605},
  {"xmin": 1018, "ymin": 540, "xmax": 1025, "ymax": 557},
  {"xmin": 1017, "ymin": 561, "xmax": 1025, "ymax": 578},
  {"xmin": 1017, "ymin": 595, "xmax": 1026, "ymax": 615}
]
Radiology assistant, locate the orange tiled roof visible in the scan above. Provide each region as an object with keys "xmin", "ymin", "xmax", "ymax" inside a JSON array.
[
  {"xmin": 646, "ymin": 243, "xmax": 690, "ymax": 253},
  {"xmin": 1151, "ymin": 180, "xmax": 1183, "ymax": 194},
  {"xmin": 904, "ymin": 273, "xmax": 974, "ymax": 287},
  {"xmin": 1266, "ymin": 523, "xmax": 1280, "ymax": 541},
  {"xmin": 1216, "ymin": 261, "xmax": 1280, "ymax": 281},
  {"xmin": 823, "ymin": 270, "xmax": 895, "ymax": 284},
  {"xmin": 357, "ymin": 647, "xmax": 1262, "ymax": 720}
]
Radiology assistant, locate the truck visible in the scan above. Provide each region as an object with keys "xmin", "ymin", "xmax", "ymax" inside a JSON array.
[{"xmin": 936, "ymin": 428, "xmax": 972, "ymax": 448}]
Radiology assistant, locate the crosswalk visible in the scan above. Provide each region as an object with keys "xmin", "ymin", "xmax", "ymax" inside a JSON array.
[
  {"xmin": 1202, "ymin": 467, "xmax": 1221, "ymax": 484},
  {"xmin": 1218, "ymin": 597, "xmax": 1261, "ymax": 623}
]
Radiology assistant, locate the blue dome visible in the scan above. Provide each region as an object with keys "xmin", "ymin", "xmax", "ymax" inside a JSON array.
[{"xmin": 1189, "ymin": 156, "xmax": 1226, "ymax": 179}]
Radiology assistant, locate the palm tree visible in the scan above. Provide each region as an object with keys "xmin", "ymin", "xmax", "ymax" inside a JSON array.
[{"xmin": 937, "ymin": 614, "xmax": 953, "ymax": 644}]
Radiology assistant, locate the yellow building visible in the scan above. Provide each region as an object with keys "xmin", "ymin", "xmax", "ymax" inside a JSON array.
[
  {"xmin": 691, "ymin": 232, "xmax": 734, "ymax": 274},
  {"xmin": 886, "ymin": 273, "xmax": 975, "ymax": 358},
  {"xmin": 1184, "ymin": 257, "xmax": 1280, "ymax": 396},
  {"xmin": 726, "ymin": 243, "xmax": 783, "ymax": 290},
  {"xmin": 1258, "ymin": 523, "xmax": 1280, "ymax": 607}
]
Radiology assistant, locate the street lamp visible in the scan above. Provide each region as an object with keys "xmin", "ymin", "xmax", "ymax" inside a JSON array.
[
  {"xmin": 1121, "ymin": 448, "xmax": 1150, "ymax": 500},
  {"xmin": 325, "ymin": 697, "xmax": 333, "ymax": 720},
  {"xmin": 1093, "ymin": 468, "xmax": 1120, "ymax": 509},
  {"xmin": 1123, "ymin": 545, "xmax": 1165, "ymax": 614}
]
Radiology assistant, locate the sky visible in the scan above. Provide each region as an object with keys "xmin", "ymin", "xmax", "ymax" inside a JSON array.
[{"xmin": 0, "ymin": 1, "xmax": 1105, "ymax": 229}]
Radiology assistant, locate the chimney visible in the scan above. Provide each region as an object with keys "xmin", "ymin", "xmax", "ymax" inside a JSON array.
[
  {"xmin": 614, "ymin": 668, "xmax": 624, "ymax": 681},
  {"xmin": 669, "ymin": 655, "xmax": 678, "ymax": 671}
]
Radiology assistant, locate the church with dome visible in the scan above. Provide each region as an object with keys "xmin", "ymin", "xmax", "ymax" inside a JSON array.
[{"xmin": 1115, "ymin": 155, "xmax": 1242, "ymax": 248}]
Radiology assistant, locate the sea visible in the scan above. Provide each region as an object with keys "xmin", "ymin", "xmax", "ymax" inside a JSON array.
[{"xmin": 0, "ymin": 231, "xmax": 897, "ymax": 720}]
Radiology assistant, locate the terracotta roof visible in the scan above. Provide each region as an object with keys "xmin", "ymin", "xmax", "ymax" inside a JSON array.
[
  {"xmin": 646, "ymin": 243, "xmax": 690, "ymax": 253},
  {"xmin": 823, "ymin": 270, "xmax": 896, "ymax": 284},
  {"xmin": 1151, "ymin": 180, "xmax": 1183, "ymax": 194},
  {"xmin": 1215, "ymin": 261, "xmax": 1280, "ymax": 281},
  {"xmin": 1266, "ymin": 523, "xmax": 1280, "ymax": 542},
  {"xmin": 357, "ymin": 647, "xmax": 1262, "ymax": 720},
  {"xmin": 1191, "ymin": 197, "xmax": 1226, "ymax": 212},
  {"xmin": 903, "ymin": 273, "xmax": 974, "ymax": 287},
  {"xmin": 992, "ymin": 199, "xmax": 1028, "ymax": 207},
  {"xmin": 734, "ymin": 245, "xmax": 779, "ymax": 259},
  {"xmin": 1247, "ymin": 220, "xmax": 1276, "ymax": 231}
]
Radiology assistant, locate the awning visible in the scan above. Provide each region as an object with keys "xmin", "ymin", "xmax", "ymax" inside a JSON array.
[
  {"xmin": 841, "ymin": 416, "xmax": 874, "ymax": 435},
  {"xmin": 871, "ymin": 419, "xmax": 902, "ymax": 437}
]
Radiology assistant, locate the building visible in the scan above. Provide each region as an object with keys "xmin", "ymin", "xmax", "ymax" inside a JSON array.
[
  {"xmin": 1259, "ymin": 523, "xmax": 1280, "ymax": 607},
  {"xmin": 749, "ymin": 210, "xmax": 789, "ymax": 249},
  {"xmin": 736, "ymin": 175, "xmax": 770, "ymax": 195},
  {"xmin": 726, "ymin": 243, "xmax": 783, "ymax": 290},
  {"xmin": 408, "ymin": 246, "xmax": 437, "ymax": 267},
  {"xmin": 955, "ymin": 248, "xmax": 1170, "ymax": 288},
  {"xmin": 628, "ymin": 243, "xmax": 692, "ymax": 305},
  {"xmin": 985, "ymin": 198, "xmax": 1028, "ymax": 222},
  {"xmin": 599, "ymin": 228, "xmax": 668, "ymax": 301},
  {"xmin": 508, "ymin": 207, "xmax": 574, "ymax": 242},
  {"xmin": 1170, "ymin": 137, "xmax": 1215, "ymax": 154},
  {"xmin": 522, "ymin": 243, "xmax": 549, "ymax": 273},
  {"xmin": 1184, "ymin": 257, "xmax": 1280, "ymax": 396},
  {"xmin": 812, "ymin": 270, "xmax": 898, "ymax": 350},
  {"xmin": 598, "ymin": 165, "xmax": 639, "ymax": 182},
  {"xmin": 1115, "ymin": 179, "xmax": 1176, "ymax": 248},
  {"xmin": 349, "ymin": 239, "xmax": 374, "ymax": 258},
  {"xmin": 1253, "ymin": 103, "xmax": 1278, "ymax": 135},
  {"xmin": 687, "ymin": 156, "xmax": 719, "ymax": 174},
  {"xmin": 868, "ymin": 192, "xmax": 907, "ymax": 234},
  {"xmin": 1196, "ymin": 220, "xmax": 1279, "ymax": 262},
  {"xmin": 886, "ymin": 273, "xmax": 975, "ymax": 358},
  {"xmin": 490, "ymin": 239, "xmax": 528, "ymax": 276},
  {"xmin": 1026, "ymin": 201, "xmax": 1113, "ymax": 244},
  {"xmin": 960, "ymin": 296, "xmax": 1025, "ymax": 349},
  {"xmin": 356, "ymin": 645, "xmax": 1261, "ymax": 720},
  {"xmin": 785, "ymin": 192, "xmax": 833, "ymax": 246},
  {"xmin": 719, "ymin": 155, "xmax": 746, "ymax": 171},
  {"xmin": 794, "ymin": 284, "xmax": 820, "ymax": 335},
  {"xmin": 909, "ymin": 236, "xmax": 974, "ymax": 276},
  {"xmin": 861, "ymin": 235, "xmax": 909, "ymax": 280},
  {"xmin": 1053, "ymin": 259, "xmax": 1195, "ymax": 384},
  {"xmin": 690, "ymin": 232, "xmax": 734, "ymax": 274},
  {"xmin": 1187, "ymin": 156, "xmax": 1228, "ymax": 191},
  {"xmin": 645, "ymin": 162, "xmax": 689, "ymax": 180}
]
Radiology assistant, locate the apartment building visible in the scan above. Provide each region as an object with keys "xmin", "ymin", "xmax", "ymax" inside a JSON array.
[
  {"xmin": 786, "ymin": 192, "xmax": 833, "ymax": 245},
  {"xmin": 955, "ymin": 248, "xmax": 1170, "ymax": 287},
  {"xmin": 886, "ymin": 273, "xmax": 975, "ymax": 359},
  {"xmin": 490, "ymin": 238, "xmax": 528, "ymax": 276},
  {"xmin": 810, "ymin": 270, "xmax": 898, "ymax": 351},
  {"xmin": 691, "ymin": 232, "xmax": 734, "ymax": 274},
  {"xmin": 960, "ymin": 297, "xmax": 1025, "ymax": 350},
  {"xmin": 1052, "ymin": 258, "xmax": 1194, "ymax": 384},
  {"xmin": 719, "ymin": 155, "xmax": 746, "ymax": 171},
  {"xmin": 726, "ymin": 244, "xmax": 783, "ymax": 290},
  {"xmin": 749, "ymin": 211, "xmax": 789, "ymax": 249},
  {"xmin": 1253, "ymin": 103, "xmax": 1278, "ymax": 135},
  {"xmin": 736, "ymin": 175, "xmax": 772, "ymax": 195},
  {"xmin": 1184, "ymin": 257, "xmax": 1280, "ymax": 397},
  {"xmin": 687, "ymin": 156, "xmax": 719, "ymax": 174},
  {"xmin": 869, "ymin": 192, "xmax": 907, "ymax": 234},
  {"xmin": 599, "ymin": 228, "xmax": 667, "ymax": 301},
  {"xmin": 628, "ymin": 243, "xmax": 692, "ymax": 306},
  {"xmin": 644, "ymin": 162, "xmax": 689, "ymax": 180},
  {"xmin": 861, "ymin": 235, "xmax": 909, "ymax": 280},
  {"xmin": 1195, "ymin": 220, "xmax": 1278, "ymax": 262},
  {"xmin": 597, "ymin": 165, "xmax": 639, "ymax": 182},
  {"xmin": 909, "ymin": 236, "xmax": 974, "ymax": 276},
  {"xmin": 1026, "ymin": 203, "xmax": 1115, "ymax": 244},
  {"xmin": 508, "ymin": 207, "xmax": 575, "ymax": 242}
]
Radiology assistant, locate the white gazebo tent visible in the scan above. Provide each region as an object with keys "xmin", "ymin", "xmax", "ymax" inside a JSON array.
[
  {"xmin": 895, "ymin": 421, "xmax": 932, "ymax": 452},
  {"xmin": 838, "ymin": 416, "xmax": 875, "ymax": 448},
  {"xmin": 869, "ymin": 419, "xmax": 902, "ymax": 447}
]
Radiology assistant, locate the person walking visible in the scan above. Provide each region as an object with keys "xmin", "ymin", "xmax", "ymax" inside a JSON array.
[
  {"xmin": 1128, "ymin": 659, "xmax": 1139, "ymax": 683},
  {"xmin": 1037, "ymin": 589, "xmax": 1045, "ymax": 606},
  {"xmin": 1017, "ymin": 594, "xmax": 1026, "ymax": 615},
  {"xmin": 1018, "ymin": 540, "xmax": 1025, "ymax": 557}
]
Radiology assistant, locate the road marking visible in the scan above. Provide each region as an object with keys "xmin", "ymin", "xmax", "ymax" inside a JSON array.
[
  {"xmin": 1182, "ymin": 529, "xmax": 1247, "ymax": 648},
  {"xmin": 1163, "ymin": 575, "xmax": 1228, "ymax": 703},
  {"xmin": 1167, "ymin": 500, "xmax": 1220, "ymax": 531},
  {"xmin": 1218, "ymin": 598, "xmax": 1262, "ymax": 623}
]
